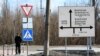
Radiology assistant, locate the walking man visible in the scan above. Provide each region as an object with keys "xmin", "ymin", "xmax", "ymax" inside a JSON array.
[{"xmin": 15, "ymin": 33, "xmax": 22, "ymax": 54}]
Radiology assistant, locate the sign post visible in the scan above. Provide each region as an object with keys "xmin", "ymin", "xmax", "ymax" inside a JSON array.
[
  {"xmin": 87, "ymin": 37, "xmax": 90, "ymax": 56},
  {"xmin": 21, "ymin": 4, "xmax": 33, "ymax": 56},
  {"xmin": 65, "ymin": 37, "xmax": 67, "ymax": 56}
]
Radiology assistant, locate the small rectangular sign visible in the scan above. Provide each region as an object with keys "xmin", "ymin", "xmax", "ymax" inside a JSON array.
[
  {"xmin": 22, "ymin": 18, "xmax": 33, "ymax": 28},
  {"xmin": 23, "ymin": 23, "xmax": 33, "ymax": 28}
]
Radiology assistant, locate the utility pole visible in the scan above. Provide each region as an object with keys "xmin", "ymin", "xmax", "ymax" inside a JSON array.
[
  {"xmin": 92, "ymin": 0, "xmax": 95, "ymax": 6},
  {"xmin": 44, "ymin": 0, "xmax": 50, "ymax": 56},
  {"xmin": 64, "ymin": 2, "xmax": 66, "ymax": 6},
  {"xmin": 40, "ymin": 0, "xmax": 43, "ymax": 15}
]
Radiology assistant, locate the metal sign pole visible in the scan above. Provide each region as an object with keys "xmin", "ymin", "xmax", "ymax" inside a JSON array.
[
  {"xmin": 7, "ymin": 44, "xmax": 9, "ymax": 55},
  {"xmin": 26, "ymin": 36, "xmax": 28, "ymax": 56},
  {"xmin": 27, "ymin": 17, "xmax": 28, "ymax": 56},
  {"xmin": 12, "ymin": 20, "xmax": 15, "ymax": 55},
  {"xmin": 89, "ymin": 37, "xmax": 92, "ymax": 50},
  {"xmin": 64, "ymin": 2, "xmax": 67, "ymax": 56},
  {"xmin": 65, "ymin": 37, "xmax": 67, "ymax": 56},
  {"xmin": 87, "ymin": 37, "xmax": 89, "ymax": 56},
  {"xmin": 12, "ymin": 36, "xmax": 13, "ymax": 55},
  {"xmin": 22, "ymin": 43, "xmax": 25, "ymax": 53},
  {"xmin": 1, "ymin": 23, "xmax": 4, "ymax": 56},
  {"xmin": 3, "ymin": 44, "xmax": 4, "ymax": 56}
]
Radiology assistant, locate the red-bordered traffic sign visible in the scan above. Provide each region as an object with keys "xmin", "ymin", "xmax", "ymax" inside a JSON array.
[{"xmin": 21, "ymin": 4, "xmax": 33, "ymax": 16}]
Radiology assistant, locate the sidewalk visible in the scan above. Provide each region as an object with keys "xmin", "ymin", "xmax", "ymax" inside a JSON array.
[
  {"xmin": 0, "ymin": 50, "xmax": 43, "ymax": 56},
  {"xmin": 0, "ymin": 45, "xmax": 43, "ymax": 56}
]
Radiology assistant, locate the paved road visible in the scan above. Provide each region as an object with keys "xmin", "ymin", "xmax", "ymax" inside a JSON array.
[{"xmin": 0, "ymin": 45, "xmax": 100, "ymax": 56}]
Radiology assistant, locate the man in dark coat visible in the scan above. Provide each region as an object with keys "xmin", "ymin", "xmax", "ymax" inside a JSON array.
[{"xmin": 15, "ymin": 33, "xmax": 22, "ymax": 54}]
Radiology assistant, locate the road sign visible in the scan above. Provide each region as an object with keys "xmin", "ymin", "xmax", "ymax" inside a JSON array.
[
  {"xmin": 21, "ymin": 4, "xmax": 32, "ymax": 16},
  {"xmin": 22, "ymin": 18, "xmax": 27, "ymax": 23},
  {"xmin": 22, "ymin": 29, "xmax": 33, "ymax": 41},
  {"xmin": 59, "ymin": 7, "xmax": 95, "ymax": 37},
  {"xmin": 22, "ymin": 18, "xmax": 33, "ymax": 28},
  {"xmin": 23, "ymin": 23, "xmax": 33, "ymax": 28}
]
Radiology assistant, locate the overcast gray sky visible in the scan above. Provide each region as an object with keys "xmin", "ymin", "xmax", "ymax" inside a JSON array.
[{"xmin": 0, "ymin": 0, "xmax": 99, "ymax": 15}]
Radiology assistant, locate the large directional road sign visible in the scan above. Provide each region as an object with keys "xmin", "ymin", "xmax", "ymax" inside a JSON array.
[
  {"xmin": 59, "ymin": 7, "xmax": 95, "ymax": 37},
  {"xmin": 22, "ymin": 29, "xmax": 33, "ymax": 41}
]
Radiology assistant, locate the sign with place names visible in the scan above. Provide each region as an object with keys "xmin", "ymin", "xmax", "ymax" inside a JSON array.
[{"xmin": 59, "ymin": 7, "xmax": 95, "ymax": 37}]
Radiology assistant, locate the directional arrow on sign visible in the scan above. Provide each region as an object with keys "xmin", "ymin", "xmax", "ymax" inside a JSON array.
[
  {"xmin": 60, "ymin": 26, "xmax": 93, "ymax": 29},
  {"xmin": 60, "ymin": 9, "xmax": 93, "ymax": 33},
  {"xmin": 69, "ymin": 9, "xmax": 72, "ymax": 27}
]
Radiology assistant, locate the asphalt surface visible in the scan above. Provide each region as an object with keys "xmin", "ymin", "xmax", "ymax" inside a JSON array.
[{"xmin": 0, "ymin": 45, "xmax": 100, "ymax": 56}]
